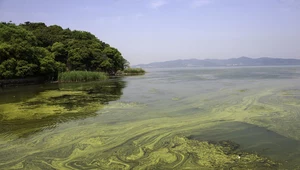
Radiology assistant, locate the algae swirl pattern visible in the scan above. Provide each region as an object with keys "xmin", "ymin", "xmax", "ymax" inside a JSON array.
[{"xmin": 1, "ymin": 67, "xmax": 300, "ymax": 169}]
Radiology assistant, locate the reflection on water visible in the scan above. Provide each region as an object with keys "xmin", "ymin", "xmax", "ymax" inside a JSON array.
[
  {"xmin": 0, "ymin": 79, "xmax": 126, "ymax": 138},
  {"xmin": 1, "ymin": 66, "xmax": 300, "ymax": 169}
]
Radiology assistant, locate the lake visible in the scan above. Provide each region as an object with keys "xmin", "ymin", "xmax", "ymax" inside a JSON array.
[{"xmin": 1, "ymin": 66, "xmax": 300, "ymax": 169}]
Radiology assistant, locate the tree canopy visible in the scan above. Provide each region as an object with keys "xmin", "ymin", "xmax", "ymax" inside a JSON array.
[{"xmin": 0, "ymin": 22, "xmax": 128, "ymax": 79}]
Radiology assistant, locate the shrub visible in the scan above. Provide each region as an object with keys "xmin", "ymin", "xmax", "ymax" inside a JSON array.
[{"xmin": 123, "ymin": 68, "xmax": 145, "ymax": 75}]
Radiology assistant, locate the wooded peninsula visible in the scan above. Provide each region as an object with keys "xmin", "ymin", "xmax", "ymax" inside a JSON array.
[{"xmin": 0, "ymin": 22, "xmax": 130, "ymax": 81}]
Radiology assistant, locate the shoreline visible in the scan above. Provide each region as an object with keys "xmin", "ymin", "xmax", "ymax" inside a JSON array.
[{"xmin": 0, "ymin": 77, "xmax": 48, "ymax": 87}]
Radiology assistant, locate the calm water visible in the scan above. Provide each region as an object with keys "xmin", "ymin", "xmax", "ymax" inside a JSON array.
[{"xmin": 1, "ymin": 66, "xmax": 300, "ymax": 169}]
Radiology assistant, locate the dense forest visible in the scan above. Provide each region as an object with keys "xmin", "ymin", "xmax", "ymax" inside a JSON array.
[{"xmin": 0, "ymin": 22, "xmax": 128, "ymax": 80}]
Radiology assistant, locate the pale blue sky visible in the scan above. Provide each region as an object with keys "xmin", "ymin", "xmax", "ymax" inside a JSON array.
[{"xmin": 0, "ymin": 0, "xmax": 300, "ymax": 64}]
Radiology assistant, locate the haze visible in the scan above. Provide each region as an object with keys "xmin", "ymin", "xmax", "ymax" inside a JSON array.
[{"xmin": 0, "ymin": 0, "xmax": 300, "ymax": 65}]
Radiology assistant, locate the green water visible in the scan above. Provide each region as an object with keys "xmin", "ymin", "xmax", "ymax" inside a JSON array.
[{"xmin": 1, "ymin": 66, "xmax": 300, "ymax": 169}]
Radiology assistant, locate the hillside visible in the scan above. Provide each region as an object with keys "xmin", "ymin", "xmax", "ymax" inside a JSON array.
[
  {"xmin": 134, "ymin": 57, "xmax": 300, "ymax": 68},
  {"xmin": 0, "ymin": 22, "xmax": 128, "ymax": 80}
]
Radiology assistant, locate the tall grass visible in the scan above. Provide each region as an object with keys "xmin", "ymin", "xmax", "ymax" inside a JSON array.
[
  {"xmin": 123, "ymin": 68, "xmax": 146, "ymax": 75},
  {"xmin": 58, "ymin": 71, "xmax": 107, "ymax": 82}
]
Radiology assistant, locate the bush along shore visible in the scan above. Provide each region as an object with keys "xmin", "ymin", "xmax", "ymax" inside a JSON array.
[
  {"xmin": 0, "ymin": 22, "xmax": 128, "ymax": 82},
  {"xmin": 116, "ymin": 68, "xmax": 146, "ymax": 76},
  {"xmin": 0, "ymin": 22, "xmax": 147, "ymax": 85},
  {"xmin": 58, "ymin": 71, "xmax": 107, "ymax": 82}
]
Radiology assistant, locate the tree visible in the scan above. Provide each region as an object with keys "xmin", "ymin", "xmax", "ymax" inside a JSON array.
[
  {"xmin": 102, "ymin": 47, "xmax": 127, "ymax": 73},
  {"xmin": 0, "ymin": 43, "xmax": 13, "ymax": 62},
  {"xmin": 0, "ymin": 22, "xmax": 129, "ymax": 80},
  {"xmin": 0, "ymin": 58, "xmax": 17, "ymax": 79},
  {"xmin": 51, "ymin": 42, "xmax": 67, "ymax": 64},
  {"xmin": 15, "ymin": 60, "xmax": 38, "ymax": 77}
]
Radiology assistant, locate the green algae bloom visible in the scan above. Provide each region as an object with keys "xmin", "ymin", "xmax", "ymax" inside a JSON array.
[
  {"xmin": 0, "ymin": 80, "xmax": 126, "ymax": 139},
  {"xmin": 0, "ymin": 90, "xmax": 101, "ymax": 121},
  {"xmin": 92, "ymin": 136, "xmax": 279, "ymax": 170},
  {"xmin": 1, "ymin": 67, "xmax": 300, "ymax": 169}
]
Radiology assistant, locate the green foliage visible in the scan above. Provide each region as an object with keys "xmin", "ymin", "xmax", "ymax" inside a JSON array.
[
  {"xmin": 39, "ymin": 55, "xmax": 57, "ymax": 75},
  {"xmin": 56, "ymin": 62, "xmax": 67, "ymax": 73},
  {"xmin": 0, "ymin": 58, "xmax": 17, "ymax": 78},
  {"xmin": 0, "ymin": 22, "xmax": 37, "ymax": 46},
  {"xmin": 123, "ymin": 68, "xmax": 146, "ymax": 74},
  {"xmin": 51, "ymin": 42, "xmax": 67, "ymax": 63},
  {"xmin": 58, "ymin": 71, "xmax": 107, "ymax": 82},
  {"xmin": 0, "ymin": 22, "xmax": 128, "ymax": 80},
  {"xmin": 15, "ymin": 60, "xmax": 38, "ymax": 77},
  {"xmin": 102, "ymin": 47, "xmax": 127, "ymax": 74},
  {"xmin": 0, "ymin": 43, "xmax": 13, "ymax": 62}
]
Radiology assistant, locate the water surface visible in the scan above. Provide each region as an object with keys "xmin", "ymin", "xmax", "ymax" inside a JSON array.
[{"xmin": 1, "ymin": 66, "xmax": 300, "ymax": 169}]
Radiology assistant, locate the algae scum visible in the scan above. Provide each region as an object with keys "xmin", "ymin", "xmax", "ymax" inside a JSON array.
[{"xmin": 1, "ymin": 67, "xmax": 300, "ymax": 169}]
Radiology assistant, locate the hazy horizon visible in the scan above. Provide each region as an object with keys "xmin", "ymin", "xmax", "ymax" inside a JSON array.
[
  {"xmin": 136, "ymin": 56, "xmax": 300, "ymax": 65},
  {"xmin": 1, "ymin": 0, "xmax": 300, "ymax": 65}
]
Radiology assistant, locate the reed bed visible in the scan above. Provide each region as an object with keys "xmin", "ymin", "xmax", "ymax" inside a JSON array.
[
  {"xmin": 58, "ymin": 71, "xmax": 107, "ymax": 82},
  {"xmin": 123, "ymin": 68, "xmax": 146, "ymax": 75}
]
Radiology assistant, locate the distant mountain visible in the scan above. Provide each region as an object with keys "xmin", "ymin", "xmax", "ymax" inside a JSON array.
[{"xmin": 134, "ymin": 57, "xmax": 300, "ymax": 68}]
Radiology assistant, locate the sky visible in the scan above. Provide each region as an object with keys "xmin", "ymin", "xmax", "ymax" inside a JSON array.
[{"xmin": 0, "ymin": 0, "xmax": 300, "ymax": 65}]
